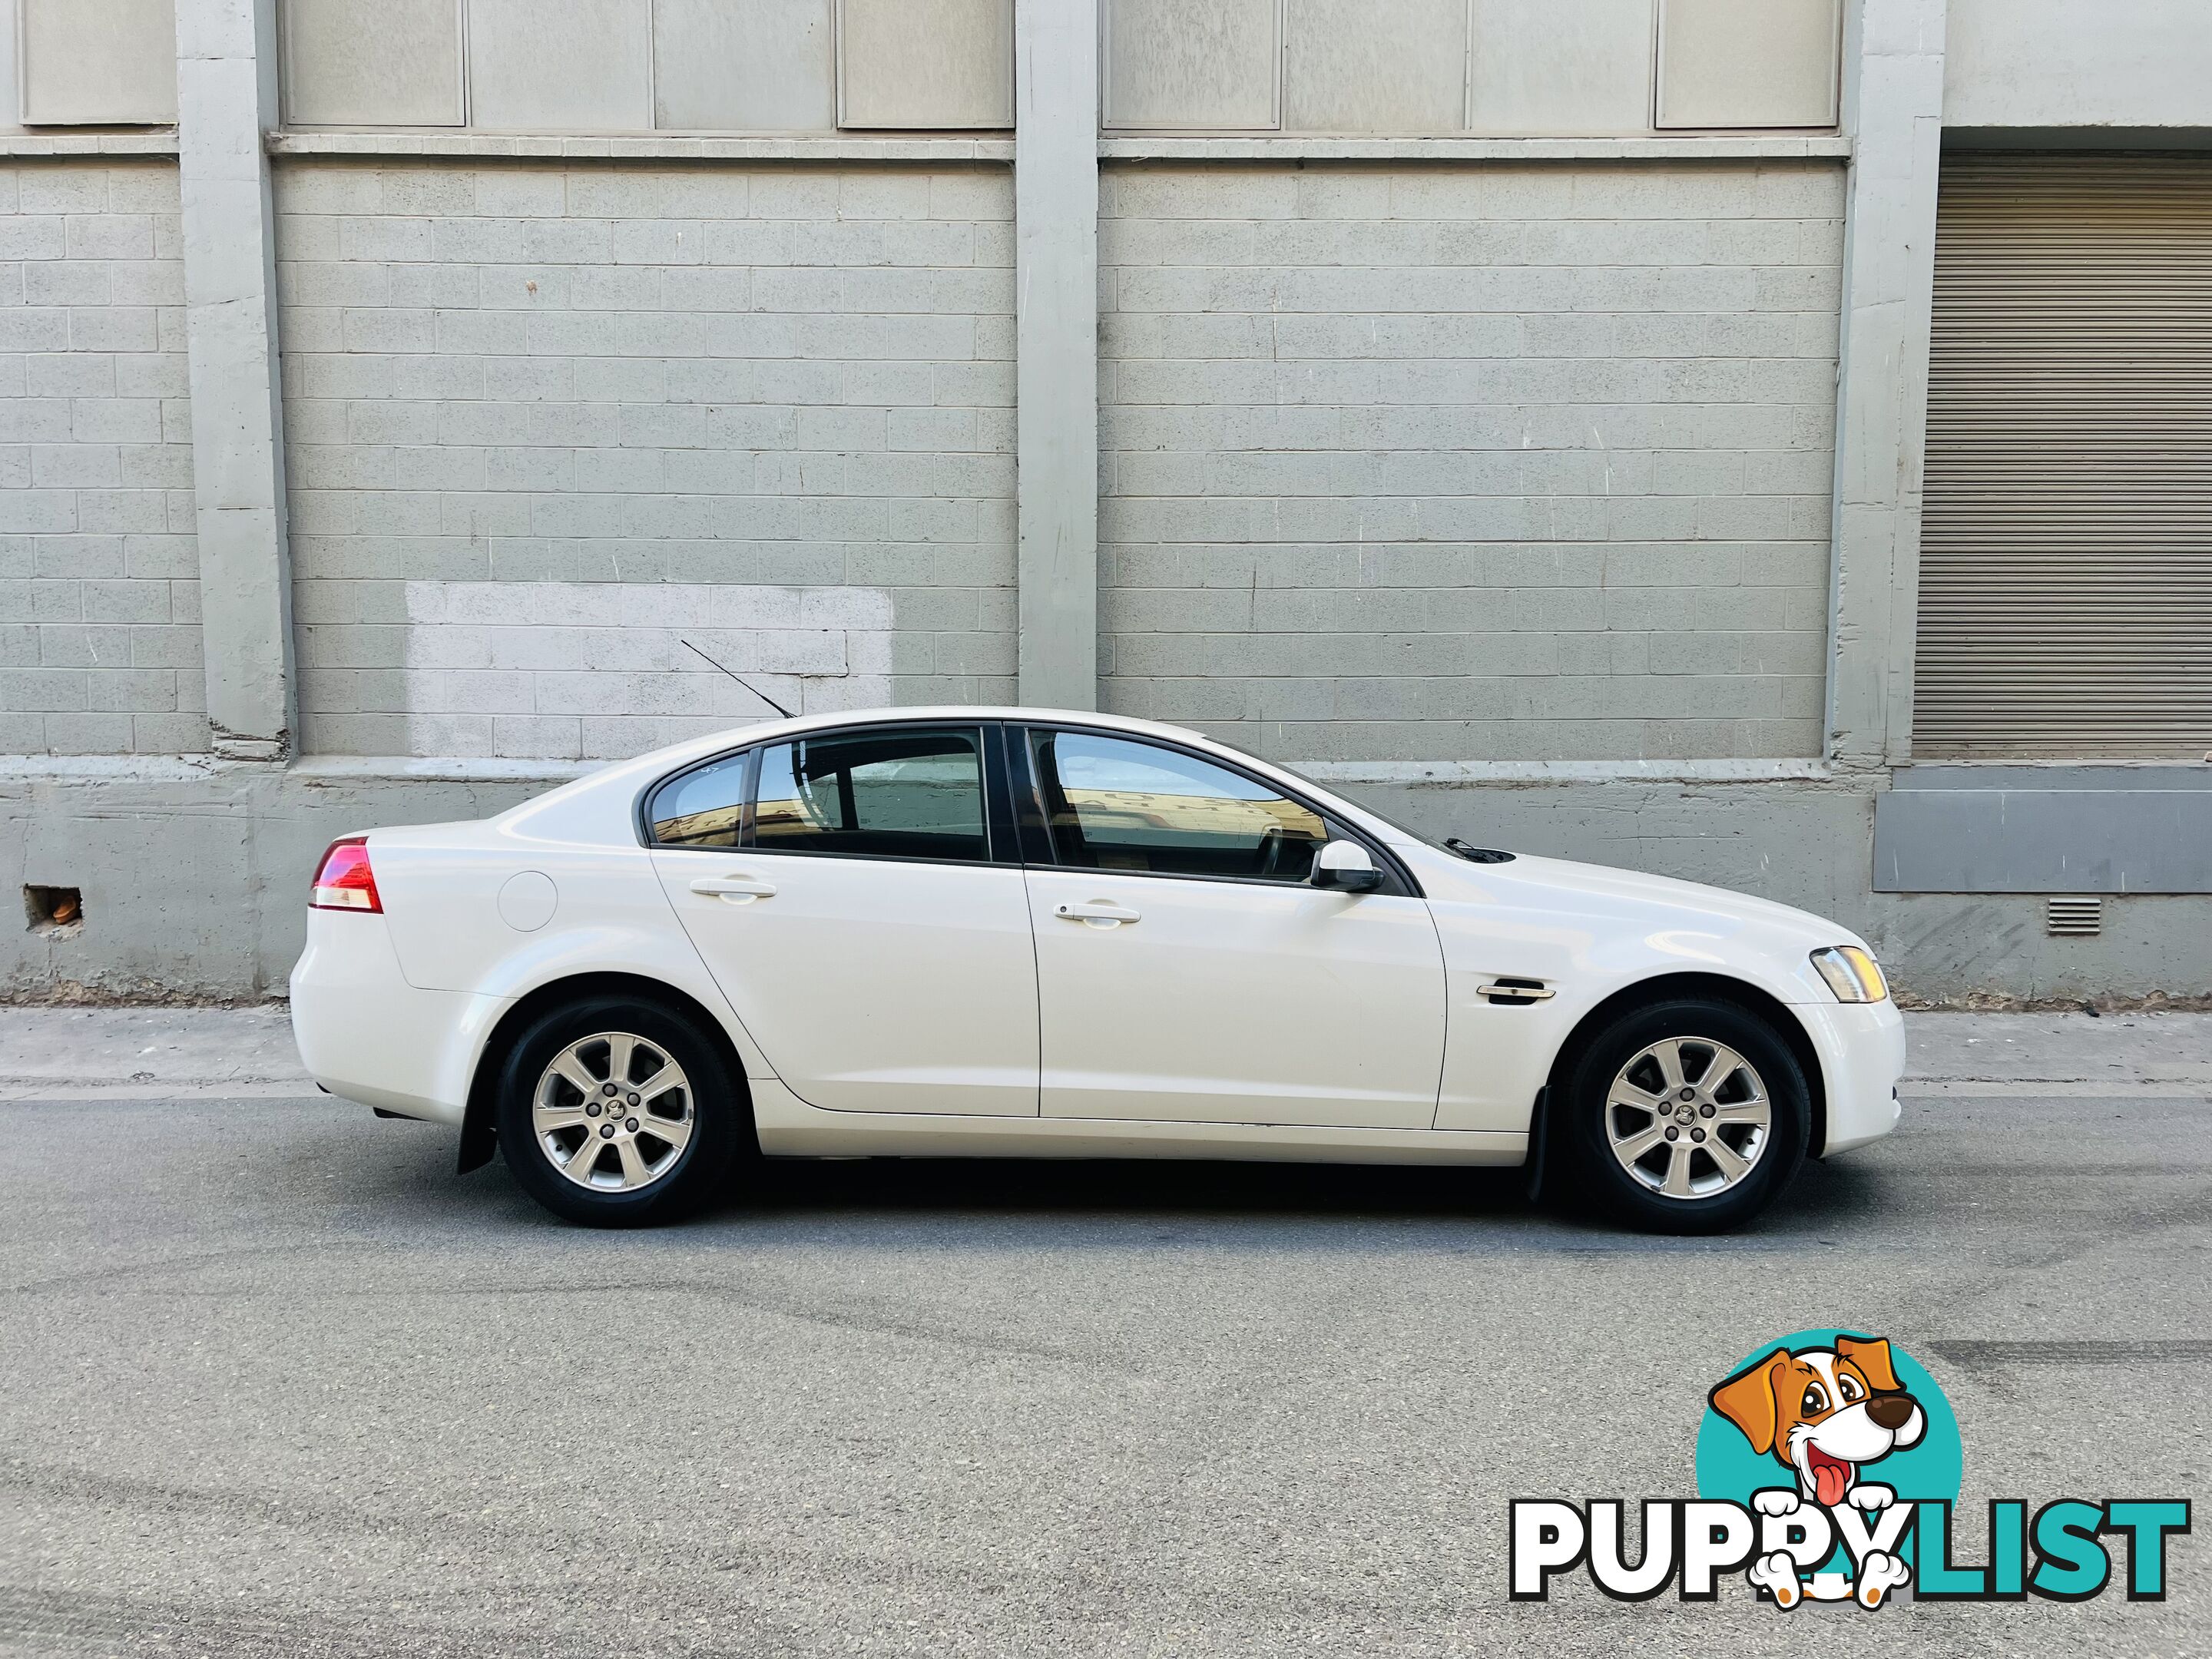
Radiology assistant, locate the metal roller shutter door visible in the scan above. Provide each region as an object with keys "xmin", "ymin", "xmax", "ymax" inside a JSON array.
[{"xmin": 1915, "ymin": 155, "xmax": 2212, "ymax": 757}]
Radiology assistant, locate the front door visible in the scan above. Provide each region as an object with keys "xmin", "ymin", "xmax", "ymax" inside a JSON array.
[
  {"xmin": 651, "ymin": 724, "xmax": 1038, "ymax": 1117},
  {"xmin": 1020, "ymin": 728, "xmax": 1446, "ymax": 1129}
]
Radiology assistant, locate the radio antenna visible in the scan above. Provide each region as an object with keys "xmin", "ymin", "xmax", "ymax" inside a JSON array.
[{"xmin": 679, "ymin": 638, "xmax": 793, "ymax": 719}]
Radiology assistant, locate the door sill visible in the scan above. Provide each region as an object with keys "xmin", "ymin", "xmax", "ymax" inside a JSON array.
[{"xmin": 750, "ymin": 1080, "xmax": 1525, "ymax": 1164}]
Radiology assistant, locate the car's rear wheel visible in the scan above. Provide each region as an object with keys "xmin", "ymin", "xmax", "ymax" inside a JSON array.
[
  {"xmin": 495, "ymin": 996, "xmax": 743, "ymax": 1227},
  {"xmin": 1554, "ymin": 998, "xmax": 1810, "ymax": 1234}
]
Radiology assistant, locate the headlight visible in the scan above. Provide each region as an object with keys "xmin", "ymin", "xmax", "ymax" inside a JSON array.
[{"xmin": 1811, "ymin": 945, "xmax": 1889, "ymax": 1004}]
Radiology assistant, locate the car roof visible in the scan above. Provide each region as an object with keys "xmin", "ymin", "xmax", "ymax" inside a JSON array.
[{"xmin": 611, "ymin": 706, "xmax": 1217, "ymax": 776}]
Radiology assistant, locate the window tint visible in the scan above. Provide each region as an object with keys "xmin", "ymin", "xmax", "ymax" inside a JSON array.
[
  {"xmin": 753, "ymin": 727, "xmax": 988, "ymax": 862},
  {"xmin": 647, "ymin": 750, "xmax": 750, "ymax": 848},
  {"xmin": 1031, "ymin": 730, "xmax": 1329, "ymax": 882}
]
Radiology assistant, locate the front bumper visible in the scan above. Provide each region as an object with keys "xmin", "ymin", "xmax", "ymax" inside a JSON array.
[
  {"xmin": 1799, "ymin": 997, "xmax": 1908, "ymax": 1157},
  {"xmin": 290, "ymin": 911, "xmax": 508, "ymax": 1125}
]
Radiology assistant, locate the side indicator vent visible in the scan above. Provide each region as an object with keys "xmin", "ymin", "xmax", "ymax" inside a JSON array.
[
  {"xmin": 2045, "ymin": 897, "xmax": 2102, "ymax": 937},
  {"xmin": 1479, "ymin": 977, "xmax": 1555, "ymax": 1005}
]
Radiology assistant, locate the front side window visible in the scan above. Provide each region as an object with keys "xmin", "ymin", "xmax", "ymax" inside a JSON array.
[
  {"xmin": 1030, "ymin": 730, "xmax": 1329, "ymax": 882},
  {"xmin": 753, "ymin": 727, "xmax": 988, "ymax": 863}
]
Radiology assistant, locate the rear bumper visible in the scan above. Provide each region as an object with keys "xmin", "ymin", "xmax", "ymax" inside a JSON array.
[
  {"xmin": 1800, "ymin": 998, "xmax": 1908, "ymax": 1157},
  {"xmin": 290, "ymin": 912, "xmax": 508, "ymax": 1125}
]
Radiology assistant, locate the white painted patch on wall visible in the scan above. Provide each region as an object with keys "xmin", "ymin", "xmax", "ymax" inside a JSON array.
[{"xmin": 398, "ymin": 581, "xmax": 894, "ymax": 760}]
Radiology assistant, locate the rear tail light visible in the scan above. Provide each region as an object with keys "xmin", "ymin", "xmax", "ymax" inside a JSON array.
[{"xmin": 310, "ymin": 836, "xmax": 382, "ymax": 912}]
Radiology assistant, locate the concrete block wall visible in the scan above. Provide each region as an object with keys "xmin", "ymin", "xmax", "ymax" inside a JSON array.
[
  {"xmin": 273, "ymin": 161, "xmax": 1017, "ymax": 760},
  {"xmin": 1098, "ymin": 161, "xmax": 1845, "ymax": 763},
  {"xmin": 0, "ymin": 160, "xmax": 204, "ymax": 757},
  {"xmin": 1, "ymin": 6, "xmax": 2205, "ymax": 1007}
]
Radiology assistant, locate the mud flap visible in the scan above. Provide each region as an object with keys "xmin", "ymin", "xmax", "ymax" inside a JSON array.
[
  {"xmin": 1521, "ymin": 1086, "xmax": 1550, "ymax": 1204},
  {"xmin": 456, "ymin": 1106, "xmax": 496, "ymax": 1174}
]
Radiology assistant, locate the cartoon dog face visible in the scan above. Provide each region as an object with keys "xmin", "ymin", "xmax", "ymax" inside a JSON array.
[{"xmin": 1709, "ymin": 1336, "xmax": 1927, "ymax": 1508}]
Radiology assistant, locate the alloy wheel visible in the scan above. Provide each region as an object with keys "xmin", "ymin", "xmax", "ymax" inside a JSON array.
[
  {"xmin": 532, "ymin": 1031, "xmax": 694, "ymax": 1192},
  {"xmin": 1603, "ymin": 1037, "xmax": 1772, "ymax": 1200}
]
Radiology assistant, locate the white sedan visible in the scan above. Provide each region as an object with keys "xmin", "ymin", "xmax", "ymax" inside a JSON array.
[{"xmin": 290, "ymin": 707, "xmax": 1904, "ymax": 1232}]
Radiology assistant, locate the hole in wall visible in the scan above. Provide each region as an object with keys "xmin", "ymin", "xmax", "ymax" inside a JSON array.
[{"xmin": 24, "ymin": 885, "xmax": 84, "ymax": 939}]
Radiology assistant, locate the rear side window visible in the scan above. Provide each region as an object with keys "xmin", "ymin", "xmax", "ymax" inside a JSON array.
[
  {"xmin": 753, "ymin": 727, "xmax": 988, "ymax": 863},
  {"xmin": 1029, "ymin": 729, "xmax": 1329, "ymax": 882},
  {"xmin": 647, "ymin": 751, "xmax": 751, "ymax": 847}
]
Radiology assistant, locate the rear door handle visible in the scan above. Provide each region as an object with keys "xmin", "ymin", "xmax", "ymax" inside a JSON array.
[
  {"xmin": 691, "ymin": 874, "xmax": 778, "ymax": 902},
  {"xmin": 1055, "ymin": 900, "xmax": 1141, "ymax": 926}
]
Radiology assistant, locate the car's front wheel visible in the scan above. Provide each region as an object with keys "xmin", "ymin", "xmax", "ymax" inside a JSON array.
[
  {"xmin": 1554, "ymin": 998, "xmax": 1810, "ymax": 1233},
  {"xmin": 495, "ymin": 996, "xmax": 743, "ymax": 1227}
]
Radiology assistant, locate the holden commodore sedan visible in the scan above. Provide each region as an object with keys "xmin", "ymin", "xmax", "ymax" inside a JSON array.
[{"xmin": 290, "ymin": 708, "xmax": 1904, "ymax": 1233}]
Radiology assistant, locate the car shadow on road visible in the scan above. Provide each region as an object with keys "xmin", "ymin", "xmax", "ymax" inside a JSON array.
[
  {"xmin": 365, "ymin": 1117, "xmax": 1905, "ymax": 1243},
  {"xmin": 718, "ymin": 1151, "xmax": 1896, "ymax": 1237},
  {"xmin": 752, "ymin": 1153, "xmax": 1538, "ymax": 1220}
]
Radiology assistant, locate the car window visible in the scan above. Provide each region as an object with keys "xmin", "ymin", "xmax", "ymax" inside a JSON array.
[
  {"xmin": 752, "ymin": 727, "xmax": 988, "ymax": 863},
  {"xmin": 1030, "ymin": 730, "xmax": 1329, "ymax": 882},
  {"xmin": 647, "ymin": 750, "xmax": 750, "ymax": 848}
]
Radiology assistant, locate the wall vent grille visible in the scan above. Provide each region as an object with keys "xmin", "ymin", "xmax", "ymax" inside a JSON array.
[{"xmin": 2046, "ymin": 897, "xmax": 2104, "ymax": 937}]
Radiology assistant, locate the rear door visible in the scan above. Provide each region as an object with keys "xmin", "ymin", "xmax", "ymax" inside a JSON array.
[
  {"xmin": 1018, "ymin": 727, "xmax": 1447, "ymax": 1129},
  {"xmin": 650, "ymin": 723, "xmax": 1040, "ymax": 1117}
]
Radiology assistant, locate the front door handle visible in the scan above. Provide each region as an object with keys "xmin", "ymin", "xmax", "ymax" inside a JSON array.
[
  {"xmin": 691, "ymin": 874, "xmax": 778, "ymax": 903},
  {"xmin": 1055, "ymin": 900, "xmax": 1141, "ymax": 926}
]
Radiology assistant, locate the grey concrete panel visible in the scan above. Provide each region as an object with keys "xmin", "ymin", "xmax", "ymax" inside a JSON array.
[
  {"xmin": 1657, "ymin": 0, "xmax": 1841, "ymax": 128},
  {"xmin": 1015, "ymin": 0, "xmax": 1099, "ymax": 708},
  {"xmin": 1875, "ymin": 779, "xmax": 2212, "ymax": 893},
  {"xmin": 1823, "ymin": 0, "xmax": 1945, "ymax": 767},
  {"xmin": 1468, "ymin": 0, "xmax": 1654, "ymax": 136},
  {"xmin": 178, "ymin": 0, "xmax": 297, "ymax": 758},
  {"xmin": 838, "ymin": 0, "xmax": 1014, "ymax": 130},
  {"xmin": 0, "ymin": 767, "xmax": 548, "ymax": 998},
  {"xmin": 0, "ymin": 0, "xmax": 17, "ymax": 126},
  {"xmin": 1946, "ymin": 0, "xmax": 2212, "ymax": 131},
  {"xmin": 1282, "ymin": 0, "xmax": 1465, "ymax": 134},
  {"xmin": 280, "ymin": 0, "xmax": 463, "ymax": 127},
  {"xmin": 654, "ymin": 0, "xmax": 836, "ymax": 132},
  {"xmin": 1104, "ymin": 0, "xmax": 1280, "ymax": 130},
  {"xmin": 465, "ymin": 0, "xmax": 652, "ymax": 132},
  {"xmin": 21, "ymin": 0, "xmax": 179, "ymax": 124}
]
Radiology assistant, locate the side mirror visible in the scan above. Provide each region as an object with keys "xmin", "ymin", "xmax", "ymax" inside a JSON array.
[{"xmin": 1311, "ymin": 838, "xmax": 1384, "ymax": 893}]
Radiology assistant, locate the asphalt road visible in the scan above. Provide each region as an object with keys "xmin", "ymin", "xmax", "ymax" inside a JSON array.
[{"xmin": 4, "ymin": 1081, "xmax": 2208, "ymax": 1657}]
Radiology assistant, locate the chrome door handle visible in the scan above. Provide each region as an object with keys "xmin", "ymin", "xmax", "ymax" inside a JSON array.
[
  {"xmin": 691, "ymin": 875, "xmax": 778, "ymax": 902},
  {"xmin": 1055, "ymin": 900, "xmax": 1141, "ymax": 926}
]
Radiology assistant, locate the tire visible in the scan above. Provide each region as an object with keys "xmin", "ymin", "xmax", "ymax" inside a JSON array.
[
  {"xmin": 495, "ymin": 995, "xmax": 744, "ymax": 1227},
  {"xmin": 1554, "ymin": 998, "xmax": 1810, "ymax": 1234}
]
